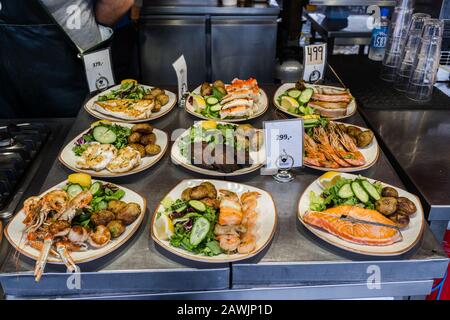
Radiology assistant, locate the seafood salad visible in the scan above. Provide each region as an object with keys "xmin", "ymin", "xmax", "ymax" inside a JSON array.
[
  {"xmin": 304, "ymin": 122, "xmax": 374, "ymax": 169},
  {"xmin": 94, "ymin": 79, "xmax": 170, "ymax": 120},
  {"xmin": 177, "ymin": 120, "xmax": 264, "ymax": 174},
  {"xmin": 21, "ymin": 173, "xmax": 142, "ymax": 281},
  {"xmin": 189, "ymin": 78, "xmax": 262, "ymax": 120},
  {"xmin": 72, "ymin": 121, "xmax": 162, "ymax": 173},
  {"xmin": 304, "ymin": 173, "xmax": 418, "ymax": 246},
  {"xmin": 154, "ymin": 182, "xmax": 260, "ymax": 256},
  {"xmin": 278, "ymin": 81, "xmax": 354, "ymax": 118}
]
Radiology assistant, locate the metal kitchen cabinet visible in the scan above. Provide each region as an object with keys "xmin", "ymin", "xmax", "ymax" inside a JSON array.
[
  {"xmin": 211, "ymin": 16, "xmax": 277, "ymax": 83},
  {"xmin": 139, "ymin": 16, "xmax": 207, "ymax": 85}
]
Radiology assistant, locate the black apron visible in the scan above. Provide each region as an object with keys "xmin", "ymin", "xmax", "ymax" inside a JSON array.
[{"xmin": 0, "ymin": 0, "xmax": 89, "ymax": 118}]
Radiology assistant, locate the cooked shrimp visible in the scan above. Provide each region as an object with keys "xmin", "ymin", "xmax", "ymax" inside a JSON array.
[
  {"xmin": 42, "ymin": 190, "xmax": 69, "ymax": 213},
  {"xmin": 237, "ymin": 232, "xmax": 256, "ymax": 254},
  {"xmin": 219, "ymin": 190, "xmax": 243, "ymax": 226},
  {"xmin": 22, "ymin": 196, "xmax": 42, "ymax": 225},
  {"xmin": 217, "ymin": 234, "xmax": 240, "ymax": 252}
]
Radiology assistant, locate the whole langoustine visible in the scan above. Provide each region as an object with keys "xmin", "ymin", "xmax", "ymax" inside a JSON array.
[{"xmin": 303, "ymin": 205, "xmax": 402, "ymax": 246}]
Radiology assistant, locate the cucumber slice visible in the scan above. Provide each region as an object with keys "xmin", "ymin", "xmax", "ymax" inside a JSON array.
[
  {"xmin": 189, "ymin": 200, "xmax": 206, "ymax": 212},
  {"xmin": 351, "ymin": 181, "xmax": 369, "ymax": 203},
  {"xmin": 287, "ymin": 89, "xmax": 302, "ymax": 99},
  {"xmin": 67, "ymin": 184, "xmax": 83, "ymax": 198},
  {"xmin": 338, "ymin": 184, "xmax": 354, "ymax": 198},
  {"xmin": 89, "ymin": 182, "xmax": 102, "ymax": 196},
  {"xmin": 298, "ymin": 88, "xmax": 314, "ymax": 104},
  {"xmin": 210, "ymin": 104, "xmax": 222, "ymax": 112},
  {"xmin": 206, "ymin": 97, "xmax": 219, "ymax": 105},
  {"xmin": 190, "ymin": 217, "xmax": 210, "ymax": 246},
  {"xmin": 303, "ymin": 118, "xmax": 319, "ymax": 125},
  {"xmin": 171, "ymin": 200, "xmax": 187, "ymax": 213},
  {"xmin": 92, "ymin": 126, "xmax": 117, "ymax": 144},
  {"xmin": 361, "ymin": 180, "xmax": 381, "ymax": 200}
]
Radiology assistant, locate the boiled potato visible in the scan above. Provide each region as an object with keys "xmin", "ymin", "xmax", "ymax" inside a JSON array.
[
  {"xmin": 201, "ymin": 82, "xmax": 212, "ymax": 96},
  {"xmin": 181, "ymin": 188, "xmax": 192, "ymax": 201},
  {"xmin": 128, "ymin": 132, "xmax": 142, "ymax": 144},
  {"xmin": 213, "ymin": 80, "xmax": 225, "ymax": 88},
  {"xmin": 357, "ymin": 130, "xmax": 374, "ymax": 148},
  {"xmin": 381, "ymin": 186, "xmax": 399, "ymax": 198},
  {"xmin": 107, "ymin": 220, "xmax": 126, "ymax": 238},
  {"xmin": 131, "ymin": 123, "xmax": 153, "ymax": 134},
  {"xmin": 150, "ymin": 88, "xmax": 164, "ymax": 97},
  {"xmin": 145, "ymin": 144, "xmax": 161, "ymax": 156},
  {"xmin": 140, "ymin": 133, "xmax": 156, "ymax": 145},
  {"xmin": 116, "ymin": 203, "xmax": 141, "ymax": 225},
  {"xmin": 156, "ymin": 94, "xmax": 169, "ymax": 106},
  {"xmin": 108, "ymin": 200, "xmax": 127, "ymax": 214},
  {"xmin": 375, "ymin": 197, "xmax": 398, "ymax": 216},
  {"xmin": 190, "ymin": 185, "xmax": 209, "ymax": 200},
  {"xmin": 396, "ymin": 197, "xmax": 417, "ymax": 216},
  {"xmin": 152, "ymin": 101, "xmax": 162, "ymax": 113},
  {"xmin": 91, "ymin": 210, "xmax": 115, "ymax": 226}
]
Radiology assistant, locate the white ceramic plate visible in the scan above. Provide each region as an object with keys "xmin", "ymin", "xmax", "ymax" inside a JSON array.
[
  {"xmin": 59, "ymin": 122, "xmax": 168, "ymax": 178},
  {"xmin": 4, "ymin": 180, "xmax": 147, "ymax": 264},
  {"xmin": 274, "ymin": 83, "xmax": 357, "ymax": 120},
  {"xmin": 152, "ymin": 179, "xmax": 277, "ymax": 263},
  {"xmin": 171, "ymin": 121, "xmax": 265, "ymax": 176},
  {"xmin": 84, "ymin": 84, "xmax": 177, "ymax": 123},
  {"xmin": 304, "ymin": 121, "xmax": 380, "ymax": 172},
  {"xmin": 297, "ymin": 173, "xmax": 424, "ymax": 256},
  {"xmin": 185, "ymin": 85, "xmax": 268, "ymax": 122}
]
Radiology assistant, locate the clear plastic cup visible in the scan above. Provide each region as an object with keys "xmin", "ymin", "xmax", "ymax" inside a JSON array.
[
  {"xmin": 405, "ymin": 19, "xmax": 444, "ymax": 102},
  {"xmin": 394, "ymin": 13, "xmax": 431, "ymax": 92},
  {"xmin": 380, "ymin": 0, "xmax": 415, "ymax": 82}
]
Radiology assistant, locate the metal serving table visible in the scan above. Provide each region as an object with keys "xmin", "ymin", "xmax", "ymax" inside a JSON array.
[{"xmin": 0, "ymin": 86, "xmax": 447, "ymax": 299}]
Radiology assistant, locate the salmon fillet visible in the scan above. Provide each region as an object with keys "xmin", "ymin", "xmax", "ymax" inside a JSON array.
[{"xmin": 303, "ymin": 205, "xmax": 402, "ymax": 246}]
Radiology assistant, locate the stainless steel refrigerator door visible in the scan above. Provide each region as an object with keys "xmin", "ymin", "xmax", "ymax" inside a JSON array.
[
  {"xmin": 139, "ymin": 16, "xmax": 207, "ymax": 85},
  {"xmin": 210, "ymin": 16, "xmax": 277, "ymax": 83}
]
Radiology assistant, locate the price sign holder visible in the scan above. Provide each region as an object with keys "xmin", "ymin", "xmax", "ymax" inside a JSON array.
[
  {"xmin": 302, "ymin": 43, "xmax": 327, "ymax": 83},
  {"xmin": 172, "ymin": 55, "xmax": 189, "ymax": 108},
  {"xmin": 81, "ymin": 47, "xmax": 115, "ymax": 93},
  {"xmin": 262, "ymin": 119, "xmax": 304, "ymax": 183}
]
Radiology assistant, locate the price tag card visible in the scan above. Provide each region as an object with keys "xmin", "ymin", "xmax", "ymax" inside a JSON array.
[
  {"xmin": 303, "ymin": 43, "xmax": 327, "ymax": 83},
  {"xmin": 172, "ymin": 55, "xmax": 188, "ymax": 105},
  {"xmin": 82, "ymin": 47, "xmax": 115, "ymax": 93},
  {"xmin": 263, "ymin": 119, "xmax": 304, "ymax": 171}
]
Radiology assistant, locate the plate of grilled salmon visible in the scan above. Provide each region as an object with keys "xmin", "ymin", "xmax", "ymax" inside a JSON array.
[
  {"xmin": 298, "ymin": 172, "xmax": 424, "ymax": 256},
  {"xmin": 303, "ymin": 121, "xmax": 379, "ymax": 172},
  {"xmin": 4, "ymin": 174, "xmax": 146, "ymax": 281},
  {"xmin": 152, "ymin": 179, "xmax": 277, "ymax": 262},
  {"xmin": 185, "ymin": 78, "xmax": 269, "ymax": 122},
  {"xmin": 59, "ymin": 121, "xmax": 168, "ymax": 178},
  {"xmin": 84, "ymin": 80, "xmax": 176, "ymax": 123},
  {"xmin": 274, "ymin": 81, "xmax": 356, "ymax": 120}
]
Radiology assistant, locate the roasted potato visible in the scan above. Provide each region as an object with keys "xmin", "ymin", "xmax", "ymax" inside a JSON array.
[
  {"xmin": 145, "ymin": 144, "xmax": 161, "ymax": 156},
  {"xmin": 200, "ymin": 197, "xmax": 220, "ymax": 209},
  {"xmin": 181, "ymin": 188, "xmax": 192, "ymax": 201},
  {"xmin": 190, "ymin": 185, "xmax": 209, "ymax": 200},
  {"xmin": 392, "ymin": 213, "xmax": 410, "ymax": 229},
  {"xmin": 150, "ymin": 88, "xmax": 164, "ymax": 97},
  {"xmin": 396, "ymin": 197, "xmax": 417, "ymax": 216},
  {"xmin": 200, "ymin": 182, "xmax": 217, "ymax": 199},
  {"xmin": 128, "ymin": 132, "xmax": 142, "ymax": 144},
  {"xmin": 131, "ymin": 123, "xmax": 153, "ymax": 134},
  {"xmin": 91, "ymin": 210, "xmax": 115, "ymax": 226},
  {"xmin": 357, "ymin": 130, "xmax": 374, "ymax": 148},
  {"xmin": 346, "ymin": 126, "xmax": 362, "ymax": 138},
  {"xmin": 108, "ymin": 200, "xmax": 127, "ymax": 214},
  {"xmin": 140, "ymin": 133, "xmax": 156, "ymax": 145},
  {"xmin": 128, "ymin": 143, "xmax": 146, "ymax": 157},
  {"xmin": 116, "ymin": 203, "xmax": 141, "ymax": 225},
  {"xmin": 152, "ymin": 101, "xmax": 162, "ymax": 113},
  {"xmin": 201, "ymin": 82, "xmax": 212, "ymax": 96},
  {"xmin": 381, "ymin": 186, "xmax": 399, "ymax": 198},
  {"xmin": 107, "ymin": 220, "xmax": 126, "ymax": 238},
  {"xmin": 375, "ymin": 197, "xmax": 398, "ymax": 216},
  {"xmin": 215, "ymin": 86, "xmax": 227, "ymax": 96},
  {"xmin": 156, "ymin": 94, "xmax": 169, "ymax": 106},
  {"xmin": 213, "ymin": 80, "xmax": 225, "ymax": 88}
]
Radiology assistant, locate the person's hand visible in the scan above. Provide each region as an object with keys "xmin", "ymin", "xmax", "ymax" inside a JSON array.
[{"xmin": 95, "ymin": 0, "xmax": 135, "ymax": 26}]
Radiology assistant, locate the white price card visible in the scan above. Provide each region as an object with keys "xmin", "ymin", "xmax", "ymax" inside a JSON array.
[
  {"xmin": 263, "ymin": 119, "xmax": 304, "ymax": 171},
  {"xmin": 172, "ymin": 55, "xmax": 188, "ymax": 105},
  {"xmin": 303, "ymin": 43, "xmax": 327, "ymax": 83},
  {"xmin": 81, "ymin": 47, "xmax": 115, "ymax": 93}
]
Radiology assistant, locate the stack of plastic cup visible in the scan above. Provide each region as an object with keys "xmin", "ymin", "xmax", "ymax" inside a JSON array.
[
  {"xmin": 380, "ymin": 0, "xmax": 415, "ymax": 82},
  {"xmin": 406, "ymin": 19, "xmax": 444, "ymax": 102},
  {"xmin": 394, "ymin": 13, "xmax": 431, "ymax": 91}
]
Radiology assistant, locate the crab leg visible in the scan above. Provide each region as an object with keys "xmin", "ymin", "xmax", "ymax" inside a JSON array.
[{"xmin": 34, "ymin": 235, "xmax": 53, "ymax": 282}]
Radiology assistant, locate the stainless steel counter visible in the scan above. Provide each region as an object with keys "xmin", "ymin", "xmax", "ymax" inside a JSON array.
[{"xmin": 0, "ymin": 86, "xmax": 447, "ymax": 299}]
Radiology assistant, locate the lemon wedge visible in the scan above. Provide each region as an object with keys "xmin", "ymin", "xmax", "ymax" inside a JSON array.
[
  {"xmin": 121, "ymin": 79, "xmax": 137, "ymax": 85},
  {"xmin": 68, "ymin": 173, "xmax": 92, "ymax": 188},
  {"xmin": 154, "ymin": 212, "xmax": 174, "ymax": 241},
  {"xmin": 191, "ymin": 94, "xmax": 206, "ymax": 111},
  {"xmin": 318, "ymin": 171, "xmax": 342, "ymax": 189},
  {"xmin": 201, "ymin": 120, "xmax": 217, "ymax": 130},
  {"xmin": 91, "ymin": 119, "xmax": 112, "ymax": 128},
  {"xmin": 281, "ymin": 96, "xmax": 300, "ymax": 110}
]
